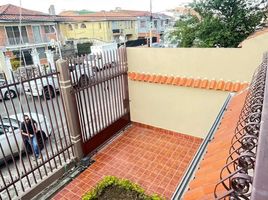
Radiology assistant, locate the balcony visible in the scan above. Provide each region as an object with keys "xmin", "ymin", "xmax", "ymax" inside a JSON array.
[{"xmin": 4, "ymin": 35, "xmax": 52, "ymax": 50}]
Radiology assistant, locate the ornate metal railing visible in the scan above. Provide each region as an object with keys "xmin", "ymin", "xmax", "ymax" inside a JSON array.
[{"xmin": 214, "ymin": 54, "xmax": 268, "ymax": 199}]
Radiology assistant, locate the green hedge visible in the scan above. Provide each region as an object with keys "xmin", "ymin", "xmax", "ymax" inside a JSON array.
[
  {"xmin": 77, "ymin": 42, "xmax": 93, "ymax": 56},
  {"xmin": 82, "ymin": 176, "xmax": 164, "ymax": 200}
]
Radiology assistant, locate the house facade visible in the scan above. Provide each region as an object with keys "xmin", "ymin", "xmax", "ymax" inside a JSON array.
[
  {"xmin": 59, "ymin": 12, "xmax": 138, "ymax": 45},
  {"xmin": 0, "ymin": 4, "xmax": 60, "ymax": 68}
]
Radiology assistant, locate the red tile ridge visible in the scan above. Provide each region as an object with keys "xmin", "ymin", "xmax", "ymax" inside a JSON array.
[
  {"xmin": 128, "ymin": 72, "xmax": 247, "ymax": 93},
  {"xmin": 216, "ymin": 80, "xmax": 225, "ymax": 90},
  {"xmin": 179, "ymin": 77, "xmax": 187, "ymax": 86},
  {"xmin": 154, "ymin": 75, "xmax": 162, "ymax": 83},
  {"xmin": 172, "ymin": 77, "xmax": 180, "ymax": 85},
  {"xmin": 193, "ymin": 78, "xmax": 201, "ymax": 88},
  {"xmin": 166, "ymin": 76, "xmax": 174, "ymax": 85},
  {"xmin": 186, "ymin": 78, "xmax": 194, "ymax": 87}
]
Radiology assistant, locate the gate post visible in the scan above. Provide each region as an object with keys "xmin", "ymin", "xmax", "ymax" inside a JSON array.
[{"xmin": 56, "ymin": 59, "xmax": 84, "ymax": 160}]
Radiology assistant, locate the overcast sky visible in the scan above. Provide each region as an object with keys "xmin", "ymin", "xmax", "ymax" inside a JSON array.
[{"xmin": 1, "ymin": 0, "xmax": 192, "ymax": 14}]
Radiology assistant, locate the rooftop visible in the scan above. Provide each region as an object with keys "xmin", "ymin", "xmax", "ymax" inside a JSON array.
[
  {"xmin": 184, "ymin": 90, "xmax": 248, "ymax": 199},
  {"xmin": 0, "ymin": 4, "xmax": 57, "ymax": 22}
]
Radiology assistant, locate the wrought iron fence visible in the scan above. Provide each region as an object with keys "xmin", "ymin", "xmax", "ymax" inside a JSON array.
[
  {"xmin": 0, "ymin": 65, "xmax": 74, "ymax": 199},
  {"xmin": 67, "ymin": 47, "xmax": 130, "ymax": 155},
  {"xmin": 214, "ymin": 54, "xmax": 268, "ymax": 199}
]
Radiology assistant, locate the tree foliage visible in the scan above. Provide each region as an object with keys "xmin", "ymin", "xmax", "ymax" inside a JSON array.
[{"xmin": 172, "ymin": 0, "xmax": 267, "ymax": 47}]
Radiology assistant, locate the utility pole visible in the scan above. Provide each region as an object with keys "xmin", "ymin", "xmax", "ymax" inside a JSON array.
[{"xmin": 149, "ymin": 0, "xmax": 153, "ymax": 47}]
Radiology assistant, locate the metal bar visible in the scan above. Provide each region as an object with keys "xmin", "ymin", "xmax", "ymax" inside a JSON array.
[
  {"xmin": 172, "ymin": 93, "xmax": 233, "ymax": 200},
  {"xmin": 251, "ymin": 57, "xmax": 268, "ymax": 200}
]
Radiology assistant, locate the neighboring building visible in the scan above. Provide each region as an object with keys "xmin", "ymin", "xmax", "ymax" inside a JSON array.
[
  {"xmin": 111, "ymin": 9, "xmax": 173, "ymax": 44},
  {"xmin": 59, "ymin": 11, "xmax": 138, "ymax": 45},
  {"xmin": 0, "ymin": 4, "xmax": 61, "ymax": 67}
]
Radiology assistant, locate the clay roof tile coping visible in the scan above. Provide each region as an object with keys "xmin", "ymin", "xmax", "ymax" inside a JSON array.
[
  {"xmin": 166, "ymin": 76, "xmax": 174, "ymax": 85},
  {"xmin": 172, "ymin": 77, "xmax": 180, "ymax": 85},
  {"xmin": 209, "ymin": 79, "xmax": 217, "ymax": 90},
  {"xmin": 154, "ymin": 75, "xmax": 162, "ymax": 83},
  {"xmin": 193, "ymin": 78, "xmax": 201, "ymax": 88},
  {"xmin": 160, "ymin": 75, "xmax": 168, "ymax": 84},
  {"xmin": 224, "ymin": 81, "xmax": 233, "ymax": 91},
  {"xmin": 200, "ymin": 79, "xmax": 209, "ymax": 89},
  {"xmin": 216, "ymin": 80, "xmax": 225, "ymax": 90},
  {"xmin": 232, "ymin": 82, "xmax": 241, "ymax": 92},
  {"xmin": 148, "ymin": 74, "xmax": 156, "ymax": 83},
  {"xmin": 179, "ymin": 77, "xmax": 187, "ymax": 86}
]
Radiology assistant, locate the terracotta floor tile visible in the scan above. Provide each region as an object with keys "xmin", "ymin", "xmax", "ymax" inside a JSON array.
[{"xmin": 52, "ymin": 124, "xmax": 202, "ymax": 200}]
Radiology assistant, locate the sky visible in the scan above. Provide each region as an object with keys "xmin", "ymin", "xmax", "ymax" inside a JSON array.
[{"xmin": 1, "ymin": 0, "xmax": 192, "ymax": 14}]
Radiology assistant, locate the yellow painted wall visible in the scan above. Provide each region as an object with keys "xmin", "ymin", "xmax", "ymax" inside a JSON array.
[
  {"xmin": 59, "ymin": 20, "xmax": 138, "ymax": 42},
  {"xmin": 127, "ymin": 33, "xmax": 268, "ymax": 138},
  {"xmin": 129, "ymin": 81, "xmax": 229, "ymax": 138},
  {"xmin": 59, "ymin": 22, "xmax": 110, "ymax": 42}
]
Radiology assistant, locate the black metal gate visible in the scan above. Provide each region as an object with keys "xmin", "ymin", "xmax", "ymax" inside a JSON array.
[{"xmin": 68, "ymin": 47, "xmax": 130, "ymax": 155}]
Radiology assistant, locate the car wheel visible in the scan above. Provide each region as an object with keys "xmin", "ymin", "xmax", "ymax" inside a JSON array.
[
  {"xmin": 43, "ymin": 86, "xmax": 55, "ymax": 100},
  {"xmin": 4, "ymin": 90, "xmax": 17, "ymax": 100},
  {"xmin": 78, "ymin": 75, "xmax": 89, "ymax": 87}
]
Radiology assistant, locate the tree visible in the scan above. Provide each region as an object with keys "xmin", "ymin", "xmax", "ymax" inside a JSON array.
[
  {"xmin": 172, "ymin": 0, "xmax": 266, "ymax": 47},
  {"xmin": 171, "ymin": 15, "xmax": 200, "ymax": 47}
]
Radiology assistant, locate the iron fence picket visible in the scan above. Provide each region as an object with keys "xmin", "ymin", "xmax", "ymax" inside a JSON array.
[{"xmin": 0, "ymin": 65, "xmax": 73, "ymax": 199}]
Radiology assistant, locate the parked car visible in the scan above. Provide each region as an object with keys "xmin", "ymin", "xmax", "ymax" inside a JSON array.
[
  {"xmin": 0, "ymin": 79, "xmax": 19, "ymax": 100},
  {"xmin": 23, "ymin": 75, "xmax": 59, "ymax": 100},
  {"xmin": 0, "ymin": 113, "xmax": 52, "ymax": 162}
]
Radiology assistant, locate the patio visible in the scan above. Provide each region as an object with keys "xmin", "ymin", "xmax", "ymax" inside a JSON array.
[{"xmin": 52, "ymin": 123, "xmax": 202, "ymax": 200}]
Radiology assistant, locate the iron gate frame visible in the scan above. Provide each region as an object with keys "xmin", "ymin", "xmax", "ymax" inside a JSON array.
[{"xmin": 68, "ymin": 47, "xmax": 131, "ymax": 155}]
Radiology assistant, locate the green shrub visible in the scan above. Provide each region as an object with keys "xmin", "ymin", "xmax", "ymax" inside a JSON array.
[
  {"xmin": 77, "ymin": 42, "xmax": 93, "ymax": 56},
  {"xmin": 82, "ymin": 176, "xmax": 164, "ymax": 200}
]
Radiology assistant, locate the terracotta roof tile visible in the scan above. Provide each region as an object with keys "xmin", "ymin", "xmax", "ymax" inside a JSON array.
[
  {"xmin": 186, "ymin": 78, "xmax": 194, "ymax": 87},
  {"xmin": 224, "ymin": 81, "xmax": 233, "ymax": 91},
  {"xmin": 166, "ymin": 76, "xmax": 174, "ymax": 85},
  {"xmin": 160, "ymin": 76, "xmax": 168, "ymax": 84},
  {"xmin": 0, "ymin": 4, "xmax": 57, "ymax": 22},
  {"xmin": 128, "ymin": 72, "xmax": 248, "ymax": 93},
  {"xmin": 208, "ymin": 80, "xmax": 217, "ymax": 89},
  {"xmin": 172, "ymin": 77, "xmax": 180, "ymax": 85},
  {"xmin": 154, "ymin": 75, "xmax": 162, "ymax": 83},
  {"xmin": 193, "ymin": 79, "xmax": 201, "ymax": 88},
  {"xmin": 179, "ymin": 77, "xmax": 187, "ymax": 86},
  {"xmin": 232, "ymin": 82, "xmax": 241, "ymax": 92},
  {"xmin": 183, "ymin": 90, "xmax": 248, "ymax": 200},
  {"xmin": 200, "ymin": 79, "xmax": 209, "ymax": 89}
]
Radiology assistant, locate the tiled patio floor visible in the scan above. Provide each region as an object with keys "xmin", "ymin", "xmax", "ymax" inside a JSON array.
[{"xmin": 52, "ymin": 123, "xmax": 202, "ymax": 200}]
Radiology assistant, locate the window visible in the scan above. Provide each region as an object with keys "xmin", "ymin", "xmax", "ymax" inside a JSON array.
[
  {"xmin": 44, "ymin": 25, "xmax": 55, "ymax": 33},
  {"xmin": 37, "ymin": 47, "xmax": 46, "ymax": 59},
  {"xmin": 74, "ymin": 24, "xmax": 78, "ymax": 29},
  {"xmin": 165, "ymin": 19, "xmax": 169, "ymax": 25},
  {"xmin": 99, "ymin": 23, "xmax": 102, "ymax": 29},
  {"xmin": 161, "ymin": 20, "xmax": 164, "ymax": 27},
  {"xmin": 140, "ymin": 21, "xmax": 146, "ymax": 28},
  {"xmin": 68, "ymin": 24, "xmax": 73, "ymax": 31},
  {"xmin": 5, "ymin": 26, "xmax": 28, "ymax": 45},
  {"xmin": 154, "ymin": 20, "xmax": 158, "ymax": 28},
  {"xmin": 131, "ymin": 21, "xmax": 134, "ymax": 29},
  {"xmin": 32, "ymin": 26, "xmax": 42, "ymax": 43},
  {"xmin": 80, "ymin": 23, "xmax": 87, "ymax": 29}
]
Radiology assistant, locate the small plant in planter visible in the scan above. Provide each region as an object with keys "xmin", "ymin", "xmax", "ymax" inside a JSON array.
[{"xmin": 82, "ymin": 176, "xmax": 165, "ymax": 200}]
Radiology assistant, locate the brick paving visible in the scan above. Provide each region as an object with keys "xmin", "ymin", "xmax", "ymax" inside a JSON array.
[{"xmin": 52, "ymin": 123, "xmax": 202, "ymax": 200}]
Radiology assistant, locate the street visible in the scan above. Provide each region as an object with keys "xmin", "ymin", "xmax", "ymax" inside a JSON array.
[{"xmin": 0, "ymin": 74, "xmax": 127, "ymax": 199}]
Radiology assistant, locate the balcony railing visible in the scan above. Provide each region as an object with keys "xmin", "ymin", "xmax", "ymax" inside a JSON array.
[
  {"xmin": 214, "ymin": 53, "xmax": 268, "ymax": 200},
  {"xmin": 5, "ymin": 36, "xmax": 51, "ymax": 47}
]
